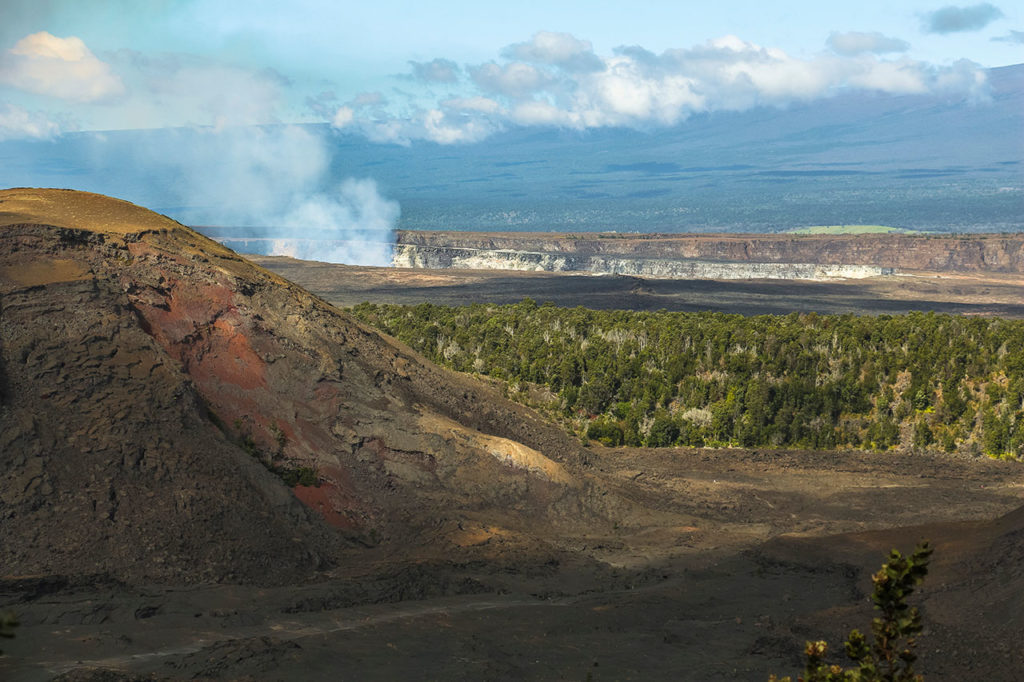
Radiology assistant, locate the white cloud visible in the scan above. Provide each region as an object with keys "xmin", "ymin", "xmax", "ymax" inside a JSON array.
[
  {"xmin": 0, "ymin": 32, "xmax": 125, "ymax": 102},
  {"xmin": 931, "ymin": 58, "xmax": 991, "ymax": 101},
  {"xmin": 0, "ymin": 101, "xmax": 63, "ymax": 140},
  {"xmin": 845, "ymin": 58, "xmax": 930, "ymax": 94},
  {"xmin": 409, "ymin": 58, "xmax": 460, "ymax": 83},
  {"xmin": 510, "ymin": 99, "xmax": 578, "ymax": 127},
  {"xmin": 571, "ymin": 56, "xmax": 703, "ymax": 126},
  {"xmin": 332, "ymin": 105, "xmax": 354, "ymax": 128},
  {"xmin": 923, "ymin": 3, "xmax": 1005, "ymax": 34},
  {"xmin": 330, "ymin": 31, "xmax": 991, "ymax": 145},
  {"xmin": 827, "ymin": 31, "xmax": 910, "ymax": 56},
  {"xmin": 470, "ymin": 61, "xmax": 552, "ymax": 98},
  {"xmin": 421, "ymin": 108, "xmax": 496, "ymax": 144},
  {"xmin": 502, "ymin": 31, "xmax": 604, "ymax": 72},
  {"xmin": 442, "ymin": 96, "xmax": 502, "ymax": 114},
  {"xmin": 992, "ymin": 29, "xmax": 1024, "ymax": 43}
]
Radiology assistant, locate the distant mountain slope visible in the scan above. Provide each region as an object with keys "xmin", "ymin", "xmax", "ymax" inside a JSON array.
[
  {"xmin": 326, "ymin": 63, "xmax": 1022, "ymax": 232},
  {"xmin": 0, "ymin": 66, "xmax": 1019, "ymax": 234},
  {"xmin": 0, "ymin": 188, "xmax": 595, "ymax": 585}
]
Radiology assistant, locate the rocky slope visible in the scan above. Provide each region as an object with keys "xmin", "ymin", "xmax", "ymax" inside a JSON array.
[
  {"xmin": 395, "ymin": 230, "xmax": 1024, "ymax": 277},
  {"xmin": 0, "ymin": 188, "xmax": 598, "ymax": 585}
]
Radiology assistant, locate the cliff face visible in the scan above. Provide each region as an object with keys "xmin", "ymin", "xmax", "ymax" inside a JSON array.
[
  {"xmin": 395, "ymin": 231, "xmax": 1024, "ymax": 276},
  {"xmin": 392, "ymin": 244, "xmax": 890, "ymax": 280}
]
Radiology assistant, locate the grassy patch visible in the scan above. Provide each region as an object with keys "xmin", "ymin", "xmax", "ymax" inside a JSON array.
[{"xmin": 785, "ymin": 224, "xmax": 916, "ymax": 235}]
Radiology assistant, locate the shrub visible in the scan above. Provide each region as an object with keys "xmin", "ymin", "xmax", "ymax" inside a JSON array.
[
  {"xmin": 0, "ymin": 611, "xmax": 17, "ymax": 655},
  {"xmin": 770, "ymin": 541, "xmax": 932, "ymax": 682},
  {"xmin": 586, "ymin": 419, "xmax": 624, "ymax": 446},
  {"xmin": 646, "ymin": 412, "xmax": 680, "ymax": 447},
  {"xmin": 277, "ymin": 466, "xmax": 319, "ymax": 487}
]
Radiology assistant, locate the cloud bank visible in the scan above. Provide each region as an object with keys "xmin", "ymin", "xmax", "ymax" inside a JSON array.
[
  {"xmin": 332, "ymin": 31, "xmax": 991, "ymax": 145},
  {"xmin": 923, "ymin": 3, "xmax": 1004, "ymax": 34},
  {"xmin": 0, "ymin": 26, "xmax": 997, "ymax": 150},
  {"xmin": 0, "ymin": 101, "xmax": 63, "ymax": 140}
]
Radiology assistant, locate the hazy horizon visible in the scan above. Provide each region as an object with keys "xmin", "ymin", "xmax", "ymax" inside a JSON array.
[{"xmin": 1, "ymin": 1, "xmax": 1021, "ymax": 263}]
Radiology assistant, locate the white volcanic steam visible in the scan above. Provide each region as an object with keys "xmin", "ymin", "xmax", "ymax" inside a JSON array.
[
  {"xmin": 269, "ymin": 178, "xmax": 399, "ymax": 266},
  {"xmin": 144, "ymin": 125, "xmax": 399, "ymax": 266},
  {"xmin": 0, "ymin": 29, "xmax": 399, "ymax": 265}
]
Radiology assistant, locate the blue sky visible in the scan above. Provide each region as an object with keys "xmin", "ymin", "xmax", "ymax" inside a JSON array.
[{"xmin": 0, "ymin": 0, "xmax": 1020, "ymax": 141}]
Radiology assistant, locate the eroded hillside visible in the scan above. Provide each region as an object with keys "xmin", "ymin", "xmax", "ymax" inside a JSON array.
[{"xmin": 0, "ymin": 188, "xmax": 602, "ymax": 584}]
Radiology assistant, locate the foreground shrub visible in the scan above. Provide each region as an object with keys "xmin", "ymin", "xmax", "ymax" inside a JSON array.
[{"xmin": 770, "ymin": 541, "xmax": 932, "ymax": 682}]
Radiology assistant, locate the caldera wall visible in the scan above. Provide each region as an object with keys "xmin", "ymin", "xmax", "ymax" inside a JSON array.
[
  {"xmin": 393, "ymin": 231, "xmax": 1024, "ymax": 278},
  {"xmin": 391, "ymin": 244, "xmax": 891, "ymax": 280}
]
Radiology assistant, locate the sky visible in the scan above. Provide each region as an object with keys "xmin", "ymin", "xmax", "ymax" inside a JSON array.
[
  {"xmin": 0, "ymin": 1, "xmax": 1020, "ymax": 262},
  {"xmin": 0, "ymin": 0, "xmax": 1021, "ymax": 143}
]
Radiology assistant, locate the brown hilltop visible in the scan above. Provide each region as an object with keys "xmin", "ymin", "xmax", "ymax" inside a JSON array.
[
  {"xmin": 0, "ymin": 188, "xmax": 597, "ymax": 585},
  {"xmin": 0, "ymin": 187, "xmax": 187, "ymax": 235}
]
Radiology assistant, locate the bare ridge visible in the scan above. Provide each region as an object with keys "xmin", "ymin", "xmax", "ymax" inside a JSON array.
[{"xmin": 0, "ymin": 188, "xmax": 599, "ymax": 585}]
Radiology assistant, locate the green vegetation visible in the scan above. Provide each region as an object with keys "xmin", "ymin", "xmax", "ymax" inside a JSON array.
[
  {"xmin": 278, "ymin": 466, "xmax": 319, "ymax": 487},
  {"xmin": 225, "ymin": 418, "xmax": 320, "ymax": 488},
  {"xmin": 351, "ymin": 301, "xmax": 1024, "ymax": 457},
  {"xmin": 785, "ymin": 225, "xmax": 915, "ymax": 235},
  {"xmin": 0, "ymin": 610, "xmax": 17, "ymax": 655},
  {"xmin": 771, "ymin": 542, "xmax": 932, "ymax": 682}
]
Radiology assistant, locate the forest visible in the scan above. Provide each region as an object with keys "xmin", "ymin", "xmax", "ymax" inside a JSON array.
[{"xmin": 350, "ymin": 301, "xmax": 1024, "ymax": 458}]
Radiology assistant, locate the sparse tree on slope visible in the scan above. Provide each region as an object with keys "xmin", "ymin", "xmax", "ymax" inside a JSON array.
[{"xmin": 770, "ymin": 541, "xmax": 932, "ymax": 682}]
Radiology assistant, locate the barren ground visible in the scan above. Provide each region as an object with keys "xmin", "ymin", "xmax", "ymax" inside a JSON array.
[
  {"xmin": 4, "ymin": 447, "xmax": 1021, "ymax": 681},
  {"xmin": 248, "ymin": 256, "xmax": 1024, "ymax": 318},
  {"xmin": 4, "ymin": 222, "xmax": 1023, "ymax": 682}
]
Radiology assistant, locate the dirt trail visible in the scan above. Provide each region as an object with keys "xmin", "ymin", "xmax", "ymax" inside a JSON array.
[{"xmin": 31, "ymin": 595, "xmax": 550, "ymax": 679}]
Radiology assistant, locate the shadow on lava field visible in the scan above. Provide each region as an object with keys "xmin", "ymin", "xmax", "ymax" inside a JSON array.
[
  {"xmin": 249, "ymin": 256, "xmax": 1024, "ymax": 318},
  {"xmin": 4, "ymin": 447, "xmax": 1021, "ymax": 681}
]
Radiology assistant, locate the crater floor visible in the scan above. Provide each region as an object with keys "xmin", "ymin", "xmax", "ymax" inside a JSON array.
[
  {"xmin": 250, "ymin": 256, "xmax": 1024, "ymax": 318},
  {"xmin": 4, "ymin": 446, "xmax": 1021, "ymax": 681}
]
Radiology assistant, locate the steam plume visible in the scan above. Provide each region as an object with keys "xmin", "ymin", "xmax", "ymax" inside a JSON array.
[{"xmin": 138, "ymin": 125, "xmax": 399, "ymax": 265}]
